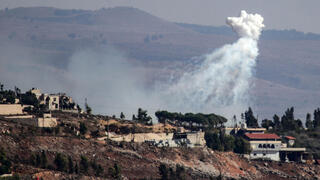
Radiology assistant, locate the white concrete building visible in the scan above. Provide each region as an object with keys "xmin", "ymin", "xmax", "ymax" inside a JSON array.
[{"xmin": 245, "ymin": 133, "xmax": 282, "ymax": 161}]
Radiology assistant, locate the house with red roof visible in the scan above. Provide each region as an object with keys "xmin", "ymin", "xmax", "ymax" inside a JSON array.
[
  {"xmin": 284, "ymin": 136, "xmax": 296, "ymax": 147},
  {"xmin": 244, "ymin": 133, "xmax": 306, "ymax": 162},
  {"xmin": 244, "ymin": 133, "xmax": 282, "ymax": 161}
]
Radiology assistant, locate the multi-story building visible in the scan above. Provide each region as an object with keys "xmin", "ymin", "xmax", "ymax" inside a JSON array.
[
  {"xmin": 30, "ymin": 88, "xmax": 76, "ymax": 111},
  {"xmin": 244, "ymin": 133, "xmax": 282, "ymax": 161}
]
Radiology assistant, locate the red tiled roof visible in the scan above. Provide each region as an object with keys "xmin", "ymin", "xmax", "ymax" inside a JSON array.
[
  {"xmin": 285, "ymin": 136, "xmax": 296, "ymax": 140},
  {"xmin": 245, "ymin": 133, "xmax": 280, "ymax": 140}
]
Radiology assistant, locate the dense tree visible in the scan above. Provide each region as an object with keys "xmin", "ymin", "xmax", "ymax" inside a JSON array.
[
  {"xmin": 305, "ymin": 113, "xmax": 313, "ymax": 129},
  {"xmin": 36, "ymin": 153, "xmax": 41, "ymax": 167},
  {"xmin": 223, "ymin": 135, "xmax": 235, "ymax": 151},
  {"xmin": 234, "ymin": 137, "xmax": 251, "ymax": 154},
  {"xmin": 109, "ymin": 163, "xmax": 121, "ymax": 179},
  {"xmin": 155, "ymin": 110, "xmax": 227, "ymax": 129},
  {"xmin": 80, "ymin": 155, "xmax": 89, "ymax": 173},
  {"xmin": 21, "ymin": 91, "xmax": 38, "ymax": 106},
  {"xmin": 0, "ymin": 83, "xmax": 3, "ymax": 92},
  {"xmin": 41, "ymin": 151, "xmax": 47, "ymax": 168},
  {"xmin": 95, "ymin": 164, "xmax": 103, "ymax": 176},
  {"xmin": 261, "ymin": 119, "xmax": 274, "ymax": 129},
  {"xmin": 280, "ymin": 107, "xmax": 302, "ymax": 131},
  {"xmin": 244, "ymin": 107, "xmax": 258, "ymax": 128},
  {"xmin": 159, "ymin": 163, "xmax": 169, "ymax": 180},
  {"xmin": 135, "ymin": 108, "xmax": 152, "ymax": 125},
  {"xmin": 313, "ymin": 108, "xmax": 320, "ymax": 128},
  {"xmin": 68, "ymin": 156, "xmax": 74, "ymax": 174},
  {"xmin": 54, "ymin": 153, "xmax": 67, "ymax": 172},
  {"xmin": 205, "ymin": 131, "xmax": 235, "ymax": 152},
  {"xmin": 273, "ymin": 114, "xmax": 281, "ymax": 130},
  {"xmin": 0, "ymin": 148, "xmax": 11, "ymax": 175},
  {"xmin": 159, "ymin": 163, "xmax": 185, "ymax": 180},
  {"xmin": 205, "ymin": 131, "xmax": 223, "ymax": 151},
  {"xmin": 285, "ymin": 107, "xmax": 295, "ymax": 121},
  {"xmin": 74, "ymin": 163, "xmax": 79, "ymax": 174},
  {"xmin": 79, "ymin": 122, "xmax": 87, "ymax": 135}
]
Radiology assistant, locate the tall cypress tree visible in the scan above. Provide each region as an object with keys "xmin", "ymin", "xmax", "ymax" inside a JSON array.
[{"xmin": 245, "ymin": 107, "xmax": 258, "ymax": 128}]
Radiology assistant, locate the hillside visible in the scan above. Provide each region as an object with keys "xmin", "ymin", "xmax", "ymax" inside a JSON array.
[
  {"xmin": 0, "ymin": 112, "xmax": 319, "ymax": 179},
  {"xmin": 0, "ymin": 7, "xmax": 320, "ymax": 119}
]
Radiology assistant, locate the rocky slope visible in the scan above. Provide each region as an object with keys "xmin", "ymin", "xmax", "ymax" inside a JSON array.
[{"xmin": 0, "ymin": 113, "xmax": 319, "ymax": 179}]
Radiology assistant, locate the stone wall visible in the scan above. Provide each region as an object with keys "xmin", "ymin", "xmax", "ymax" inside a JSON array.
[
  {"xmin": 104, "ymin": 131, "xmax": 206, "ymax": 147},
  {"xmin": 37, "ymin": 117, "xmax": 57, "ymax": 127},
  {"xmin": 186, "ymin": 132, "xmax": 206, "ymax": 147},
  {"xmin": 0, "ymin": 104, "xmax": 30, "ymax": 115},
  {"xmin": 107, "ymin": 132, "xmax": 174, "ymax": 143}
]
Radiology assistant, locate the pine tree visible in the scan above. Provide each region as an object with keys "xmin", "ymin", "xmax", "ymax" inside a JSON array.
[{"xmin": 305, "ymin": 113, "xmax": 313, "ymax": 129}]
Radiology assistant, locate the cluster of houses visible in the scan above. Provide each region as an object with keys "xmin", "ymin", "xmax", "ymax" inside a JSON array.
[{"xmin": 0, "ymin": 88, "xmax": 78, "ymax": 128}]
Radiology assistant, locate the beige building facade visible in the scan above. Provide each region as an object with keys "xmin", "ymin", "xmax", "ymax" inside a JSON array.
[{"xmin": 0, "ymin": 104, "xmax": 30, "ymax": 115}]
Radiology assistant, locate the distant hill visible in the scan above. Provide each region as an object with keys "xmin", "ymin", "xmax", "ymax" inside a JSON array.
[
  {"xmin": 1, "ymin": 7, "xmax": 320, "ymax": 119},
  {"xmin": 176, "ymin": 23, "xmax": 320, "ymax": 40}
]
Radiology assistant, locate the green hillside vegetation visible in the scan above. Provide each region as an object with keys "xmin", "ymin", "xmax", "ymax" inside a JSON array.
[{"xmin": 257, "ymin": 107, "xmax": 320, "ymax": 159}]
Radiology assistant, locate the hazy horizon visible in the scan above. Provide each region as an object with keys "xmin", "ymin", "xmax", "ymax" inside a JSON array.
[{"xmin": 1, "ymin": 0, "xmax": 320, "ymax": 34}]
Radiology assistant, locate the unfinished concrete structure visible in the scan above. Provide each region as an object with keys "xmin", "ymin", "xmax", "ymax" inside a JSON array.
[{"xmin": 31, "ymin": 88, "xmax": 76, "ymax": 111}]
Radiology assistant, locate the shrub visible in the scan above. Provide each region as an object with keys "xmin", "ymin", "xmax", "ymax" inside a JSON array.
[
  {"xmin": 54, "ymin": 153, "xmax": 67, "ymax": 172},
  {"xmin": 109, "ymin": 163, "xmax": 121, "ymax": 179},
  {"xmin": 0, "ymin": 149, "xmax": 11, "ymax": 175},
  {"xmin": 80, "ymin": 155, "xmax": 89, "ymax": 173},
  {"xmin": 79, "ymin": 122, "xmax": 87, "ymax": 135}
]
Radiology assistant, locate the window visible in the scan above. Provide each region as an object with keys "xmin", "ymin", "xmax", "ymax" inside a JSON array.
[
  {"xmin": 267, "ymin": 144, "xmax": 271, "ymax": 148},
  {"xmin": 263, "ymin": 144, "xmax": 267, "ymax": 148},
  {"xmin": 258, "ymin": 144, "xmax": 262, "ymax": 148},
  {"xmin": 263, "ymin": 153, "xmax": 266, "ymax": 156},
  {"xmin": 254, "ymin": 153, "xmax": 257, "ymax": 156},
  {"xmin": 271, "ymin": 144, "xmax": 275, "ymax": 149}
]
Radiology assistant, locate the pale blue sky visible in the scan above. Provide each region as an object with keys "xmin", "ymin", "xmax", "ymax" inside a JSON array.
[{"xmin": 1, "ymin": 0, "xmax": 320, "ymax": 33}]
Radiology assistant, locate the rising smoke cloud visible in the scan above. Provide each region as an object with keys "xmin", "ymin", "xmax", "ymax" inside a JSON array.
[
  {"xmin": 0, "ymin": 10, "xmax": 264, "ymax": 121},
  {"xmin": 162, "ymin": 10, "xmax": 265, "ymax": 118}
]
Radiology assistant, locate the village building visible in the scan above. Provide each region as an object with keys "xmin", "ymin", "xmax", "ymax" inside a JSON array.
[
  {"xmin": 31, "ymin": 88, "xmax": 77, "ymax": 111},
  {"xmin": 244, "ymin": 133, "xmax": 282, "ymax": 161},
  {"xmin": 4, "ymin": 113, "xmax": 57, "ymax": 128},
  {"xmin": 224, "ymin": 127, "xmax": 266, "ymax": 135},
  {"xmin": 102, "ymin": 130, "xmax": 205, "ymax": 148}
]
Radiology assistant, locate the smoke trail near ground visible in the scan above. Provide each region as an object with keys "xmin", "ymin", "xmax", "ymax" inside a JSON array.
[{"xmin": 163, "ymin": 11, "xmax": 265, "ymax": 117}]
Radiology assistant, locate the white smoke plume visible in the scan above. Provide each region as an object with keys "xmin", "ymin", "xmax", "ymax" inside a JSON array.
[
  {"xmin": 0, "ymin": 10, "xmax": 264, "ymax": 121},
  {"xmin": 226, "ymin": 10, "xmax": 265, "ymax": 40},
  {"xmin": 163, "ymin": 10, "xmax": 265, "ymax": 118}
]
